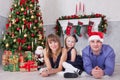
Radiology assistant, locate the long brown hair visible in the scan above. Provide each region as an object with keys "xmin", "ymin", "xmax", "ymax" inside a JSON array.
[{"xmin": 46, "ymin": 34, "xmax": 61, "ymax": 58}]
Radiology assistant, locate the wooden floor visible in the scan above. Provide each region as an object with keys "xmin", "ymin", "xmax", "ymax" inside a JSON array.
[{"xmin": 0, "ymin": 64, "xmax": 120, "ymax": 80}]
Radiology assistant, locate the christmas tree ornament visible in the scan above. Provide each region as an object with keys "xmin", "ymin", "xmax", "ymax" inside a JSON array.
[
  {"xmin": 38, "ymin": 34, "xmax": 42, "ymax": 40},
  {"xmin": 36, "ymin": 13, "xmax": 40, "ymax": 17},
  {"xmin": 39, "ymin": 23, "xmax": 43, "ymax": 27},
  {"xmin": 30, "ymin": 10, "xmax": 34, "ymax": 14},
  {"xmin": 34, "ymin": 19, "xmax": 38, "ymax": 23},
  {"xmin": 15, "ymin": 18, "xmax": 19, "ymax": 22},
  {"xmin": 31, "ymin": 33, "xmax": 35, "ymax": 37},
  {"xmin": 18, "ymin": 46, "xmax": 22, "ymax": 51},
  {"xmin": 30, "ymin": 4, "xmax": 33, "ymax": 8},
  {"xmin": 24, "ymin": 34, "xmax": 27, "ymax": 37},
  {"xmin": 13, "ymin": 39, "xmax": 16, "ymax": 42},
  {"xmin": 14, "ymin": 4, "xmax": 17, "ymax": 7},
  {"xmin": 5, "ymin": 43, "xmax": 9, "ymax": 48},
  {"xmin": 12, "ymin": 19, "xmax": 15, "ymax": 24},
  {"xmin": 31, "ymin": 15, "xmax": 34, "ymax": 19},
  {"xmin": 16, "ymin": 11, "xmax": 20, "ymax": 15},
  {"xmin": 22, "ymin": 18, "xmax": 25, "ymax": 21},
  {"xmin": 21, "ymin": 7, "xmax": 24, "ymax": 11},
  {"xmin": 24, "ymin": 11, "xmax": 27, "ymax": 15},
  {"xmin": 8, "ymin": 14, "xmax": 12, "ymax": 18},
  {"xmin": 33, "ymin": 26, "xmax": 37, "ymax": 29},
  {"xmin": 27, "ymin": 45, "xmax": 31, "ymax": 50}
]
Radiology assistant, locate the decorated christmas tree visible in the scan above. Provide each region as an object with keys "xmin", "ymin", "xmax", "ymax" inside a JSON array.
[{"xmin": 0, "ymin": 0, "xmax": 45, "ymax": 52}]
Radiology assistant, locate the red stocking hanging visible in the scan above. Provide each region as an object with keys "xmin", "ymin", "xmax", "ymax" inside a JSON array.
[
  {"xmin": 65, "ymin": 22, "xmax": 73, "ymax": 36},
  {"xmin": 87, "ymin": 21, "xmax": 94, "ymax": 36}
]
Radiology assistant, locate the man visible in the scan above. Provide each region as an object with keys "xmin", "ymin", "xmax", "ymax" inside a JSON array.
[{"xmin": 82, "ymin": 32, "xmax": 115, "ymax": 79}]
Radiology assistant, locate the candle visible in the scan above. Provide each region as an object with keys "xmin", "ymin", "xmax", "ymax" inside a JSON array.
[
  {"xmin": 76, "ymin": 3, "xmax": 78, "ymax": 15},
  {"xmin": 22, "ymin": 25, "xmax": 24, "ymax": 32},
  {"xmin": 35, "ymin": 38, "xmax": 37, "ymax": 44},
  {"xmin": 79, "ymin": 2, "xmax": 81, "ymax": 12},
  {"xmin": 19, "ymin": 29, "xmax": 21, "ymax": 34},
  {"xmin": 32, "ymin": 41, "xmax": 33, "ymax": 50},
  {"xmin": 83, "ymin": 4, "xmax": 85, "ymax": 13}
]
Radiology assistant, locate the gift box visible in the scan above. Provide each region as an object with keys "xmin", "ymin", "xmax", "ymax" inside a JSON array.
[{"xmin": 19, "ymin": 60, "xmax": 37, "ymax": 72}]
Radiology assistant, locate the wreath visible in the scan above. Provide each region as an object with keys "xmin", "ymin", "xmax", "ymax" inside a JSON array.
[{"xmin": 55, "ymin": 13, "xmax": 108, "ymax": 36}]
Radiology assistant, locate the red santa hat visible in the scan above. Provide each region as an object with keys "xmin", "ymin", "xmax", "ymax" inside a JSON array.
[{"xmin": 88, "ymin": 32, "xmax": 104, "ymax": 42}]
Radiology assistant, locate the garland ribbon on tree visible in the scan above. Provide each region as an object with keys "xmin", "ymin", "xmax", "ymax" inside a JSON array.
[{"xmin": 55, "ymin": 13, "xmax": 107, "ymax": 36}]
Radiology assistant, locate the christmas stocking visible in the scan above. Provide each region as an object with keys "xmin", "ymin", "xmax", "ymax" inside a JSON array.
[
  {"xmin": 75, "ymin": 21, "xmax": 83, "ymax": 37},
  {"xmin": 65, "ymin": 22, "xmax": 73, "ymax": 35},
  {"xmin": 87, "ymin": 21, "xmax": 94, "ymax": 36}
]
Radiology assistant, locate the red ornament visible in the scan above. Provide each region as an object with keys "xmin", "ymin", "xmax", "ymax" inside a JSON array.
[
  {"xmin": 20, "ymin": 0, "xmax": 26, "ymax": 5},
  {"xmin": 31, "ymin": 33, "xmax": 35, "ymax": 37},
  {"xmin": 34, "ymin": 20, "xmax": 38, "ymax": 23},
  {"xmin": 24, "ymin": 11, "xmax": 27, "ymax": 15},
  {"xmin": 10, "ymin": 8, "xmax": 13, "ymax": 11},
  {"xmin": 36, "ymin": 13, "xmax": 40, "ymax": 16},
  {"xmin": 18, "ymin": 46, "xmax": 22, "ymax": 51},
  {"xmin": 17, "ymin": 27, "xmax": 20, "ymax": 31},
  {"xmin": 27, "ymin": 45, "xmax": 31, "ymax": 50},
  {"xmin": 31, "ymin": 0, "xmax": 35, "ymax": 3},
  {"xmin": 16, "ymin": 18, "xmax": 19, "ymax": 22},
  {"xmin": 16, "ymin": 11, "xmax": 20, "ymax": 15},
  {"xmin": 6, "ymin": 23, "xmax": 9, "ymax": 30}
]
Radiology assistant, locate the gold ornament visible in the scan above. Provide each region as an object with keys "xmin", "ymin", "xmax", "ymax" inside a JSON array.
[
  {"xmin": 39, "ymin": 23, "xmax": 43, "ymax": 27},
  {"xmin": 22, "ymin": 18, "xmax": 25, "ymax": 21},
  {"xmin": 24, "ymin": 34, "xmax": 27, "ymax": 37},
  {"xmin": 14, "ymin": 4, "xmax": 17, "ymax": 7},
  {"xmin": 41, "ymin": 42, "xmax": 44, "ymax": 45},
  {"xmin": 9, "ymin": 15, "xmax": 12, "ymax": 18},
  {"xmin": 13, "ymin": 39, "xmax": 16, "ymax": 42},
  {"xmin": 6, "ymin": 43, "xmax": 9, "ymax": 48},
  {"xmin": 31, "ymin": 15, "xmax": 34, "ymax": 19},
  {"xmin": 12, "ymin": 19, "xmax": 15, "ymax": 24},
  {"xmin": 33, "ymin": 26, "xmax": 36, "ymax": 29},
  {"xmin": 30, "ymin": 4, "xmax": 33, "ymax": 7},
  {"xmin": 21, "ymin": 7, "xmax": 24, "ymax": 11},
  {"xmin": 38, "ymin": 34, "xmax": 42, "ymax": 40}
]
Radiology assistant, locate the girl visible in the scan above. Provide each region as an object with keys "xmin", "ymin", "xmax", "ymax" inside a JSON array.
[
  {"xmin": 63, "ymin": 34, "xmax": 84, "ymax": 78},
  {"xmin": 40, "ymin": 34, "xmax": 67, "ymax": 77}
]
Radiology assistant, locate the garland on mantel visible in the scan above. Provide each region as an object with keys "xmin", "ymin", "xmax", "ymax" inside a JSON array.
[{"xmin": 55, "ymin": 13, "xmax": 108, "ymax": 36}]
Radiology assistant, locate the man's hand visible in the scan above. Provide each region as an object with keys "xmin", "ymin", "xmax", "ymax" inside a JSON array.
[{"xmin": 91, "ymin": 66, "xmax": 104, "ymax": 79}]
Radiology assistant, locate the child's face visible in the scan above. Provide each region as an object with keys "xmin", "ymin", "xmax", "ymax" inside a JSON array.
[{"xmin": 66, "ymin": 36, "xmax": 76, "ymax": 48}]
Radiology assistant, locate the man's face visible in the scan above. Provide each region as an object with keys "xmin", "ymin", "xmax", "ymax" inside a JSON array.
[{"xmin": 89, "ymin": 40, "xmax": 102, "ymax": 54}]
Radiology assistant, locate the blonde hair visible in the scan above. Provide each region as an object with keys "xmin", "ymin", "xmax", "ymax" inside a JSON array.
[{"xmin": 46, "ymin": 34, "xmax": 61, "ymax": 58}]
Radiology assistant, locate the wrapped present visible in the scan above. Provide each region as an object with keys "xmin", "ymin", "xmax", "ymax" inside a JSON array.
[
  {"xmin": 2, "ymin": 50, "xmax": 12, "ymax": 66},
  {"xmin": 19, "ymin": 60, "xmax": 37, "ymax": 72},
  {"xmin": 8, "ymin": 55, "xmax": 19, "ymax": 72},
  {"xmin": 24, "ymin": 51, "xmax": 33, "ymax": 61}
]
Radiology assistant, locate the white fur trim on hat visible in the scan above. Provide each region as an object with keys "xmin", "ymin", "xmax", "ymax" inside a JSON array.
[{"xmin": 88, "ymin": 35, "xmax": 103, "ymax": 42}]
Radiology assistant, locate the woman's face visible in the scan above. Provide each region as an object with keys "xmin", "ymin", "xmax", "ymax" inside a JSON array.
[
  {"xmin": 48, "ymin": 41, "xmax": 59, "ymax": 52},
  {"xmin": 89, "ymin": 39, "xmax": 102, "ymax": 54},
  {"xmin": 66, "ymin": 36, "xmax": 76, "ymax": 48}
]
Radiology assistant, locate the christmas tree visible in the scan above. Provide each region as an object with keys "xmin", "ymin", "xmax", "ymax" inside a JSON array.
[{"xmin": 0, "ymin": 0, "xmax": 45, "ymax": 52}]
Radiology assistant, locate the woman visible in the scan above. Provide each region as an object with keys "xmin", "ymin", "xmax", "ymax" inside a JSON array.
[{"xmin": 40, "ymin": 34, "xmax": 67, "ymax": 77}]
